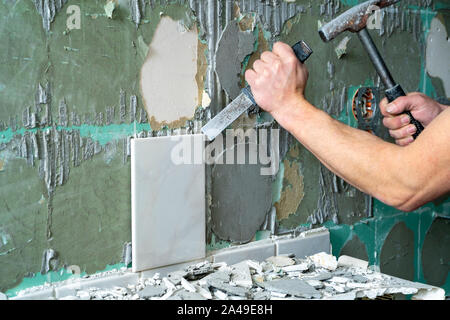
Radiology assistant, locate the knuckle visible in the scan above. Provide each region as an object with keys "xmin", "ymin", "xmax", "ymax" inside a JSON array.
[{"xmin": 261, "ymin": 51, "xmax": 270, "ymax": 60}]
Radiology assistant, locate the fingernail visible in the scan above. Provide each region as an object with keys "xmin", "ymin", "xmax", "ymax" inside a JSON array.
[
  {"xmin": 407, "ymin": 125, "xmax": 417, "ymax": 134},
  {"xmin": 386, "ymin": 104, "xmax": 395, "ymax": 113},
  {"xmin": 401, "ymin": 115, "xmax": 410, "ymax": 125}
]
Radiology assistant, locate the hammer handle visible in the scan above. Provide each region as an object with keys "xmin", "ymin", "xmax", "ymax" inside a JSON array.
[{"xmin": 385, "ymin": 84, "xmax": 424, "ymax": 139}]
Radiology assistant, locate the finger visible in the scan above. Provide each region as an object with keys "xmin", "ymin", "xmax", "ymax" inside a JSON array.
[
  {"xmin": 380, "ymin": 97, "xmax": 389, "ymax": 116},
  {"xmin": 245, "ymin": 69, "xmax": 257, "ymax": 86},
  {"xmin": 389, "ymin": 124, "xmax": 417, "ymax": 140},
  {"xmin": 272, "ymin": 41, "xmax": 296, "ymax": 60},
  {"xmin": 382, "ymin": 114, "xmax": 411, "ymax": 130},
  {"xmin": 252, "ymin": 59, "xmax": 267, "ymax": 74},
  {"xmin": 396, "ymin": 136, "xmax": 414, "ymax": 147},
  {"xmin": 260, "ymin": 51, "xmax": 278, "ymax": 64}
]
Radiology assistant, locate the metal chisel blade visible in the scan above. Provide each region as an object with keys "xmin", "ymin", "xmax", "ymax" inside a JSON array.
[{"xmin": 201, "ymin": 92, "xmax": 254, "ymax": 141}]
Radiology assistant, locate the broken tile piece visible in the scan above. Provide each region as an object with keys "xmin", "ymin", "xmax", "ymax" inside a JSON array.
[
  {"xmin": 246, "ymin": 260, "xmax": 263, "ymax": 274},
  {"xmin": 170, "ymin": 290, "xmax": 207, "ymax": 300},
  {"xmin": 253, "ymin": 291, "xmax": 271, "ymax": 300},
  {"xmin": 310, "ymin": 252, "xmax": 338, "ymax": 271},
  {"xmin": 138, "ymin": 285, "xmax": 167, "ymax": 299},
  {"xmin": 195, "ymin": 285, "xmax": 212, "ymax": 300},
  {"xmin": 167, "ymin": 270, "xmax": 187, "ymax": 285},
  {"xmin": 337, "ymin": 255, "xmax": 368, "ymax": 270},
  {"xmin": 200, "ymin": 270, "xmax": 231, "ymax": 285},
  {"xmin": 180, "ymin": 277, "xmax": 196, "ymax": 293},
  {"xmin": 329, "ymin": 276, "xmax": 349, "ymax": 284},
  {"xmin": 207, "ymin": 279, "xmax": 249, "ymax": 297},
  {"xmin": 306, "ymin": 280, "xmax": 325, "ymax": 289},
  {"xmin": 266, "ymin": 255, "xmax": 295, "ymax": 267},
  {"xmin": 351, "ymin": 275, "xmax": 368, "ymax": 283},
  {"xmin": 230, "ymin": 261, "xmax": 253, "ymax": 288},
  {"xmin": 162, "ymin": 277, "xmax": 176, "ymax": 291},
  {"xmin": 306, "ymin": 271, "xmax": 333, "ymax": 281},
  {"xmin": 261, "ymin": 279, "xmax": 321, "ymax": 299},
  {"xmin": 185, "ymin": 261, "xmax": 215, "ymax": 280},
  {"xmin": 282, "ymin": 262, "xmax": 310, "ymax": 273},
  {"xmin": 213, "ymin": 289, "xmax": 227, "ymax": 300}
]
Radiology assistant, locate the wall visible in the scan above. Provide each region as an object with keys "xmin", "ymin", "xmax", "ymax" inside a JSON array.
[{"xmin": 0, "ymin": 0, "xmax": 448, "ymax": 297}]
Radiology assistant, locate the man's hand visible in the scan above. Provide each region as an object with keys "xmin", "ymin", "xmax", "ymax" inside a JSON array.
[
  {"xmin": 244, "ymin": 42, "xmax": 308, "ymax": 117},
  {"xmin": 380, "ymin": 92, "xmax": 446, "ymax": 146}
]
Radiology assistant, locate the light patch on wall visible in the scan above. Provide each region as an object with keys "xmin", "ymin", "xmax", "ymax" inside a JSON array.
[
  {"xmin": 426, "ymin": 16, "xmax": 450, "ymax": 98},
  {"xmin": 0, "ymin": 159, "xmax": 4, "ymax": 171},
  {"xmin": 140, "ymin": 16, "xmax": 199, "ymax": 130},
  {"xmin": 275, "ymin": 159, "xmax": 304, "ymax": 221}
]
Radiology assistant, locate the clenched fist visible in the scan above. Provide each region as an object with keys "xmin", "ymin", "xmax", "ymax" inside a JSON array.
[{"xmin": 244, "ymin": 42, "xmax": 309, "ymax": 118}]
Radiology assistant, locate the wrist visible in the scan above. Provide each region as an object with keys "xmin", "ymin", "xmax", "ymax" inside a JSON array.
[{"xmin": 270, "ymin": 94, "xmax": 314, "ymax": 131}]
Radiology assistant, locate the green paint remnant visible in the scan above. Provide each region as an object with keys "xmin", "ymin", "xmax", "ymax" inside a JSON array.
[
  {"xmin": 339, "ymin": 0, "xmax": 360, "ymax": 6},
  {"xmin": 137, "ymin": 35, "xmax": 149, "ymax": 62},
  {"xmin": 0, "ymin": 122, "xmax": 151, "ymax": 147},
  {"xmin": 75, "ymin": 122, "xmax": 150, "ymax": 146},
  {"xmin": 104, "ymin": 1, "xmax": 116, "ymax": 19},
  {"xmin": 272, "ymin": 160, "xmax": 285, "ymax": 204},
  {"xmin": 255, "ymin": 230, "xmax": 271, "ymax": 241},
  {"xmin": 323, "ymin": 221, "xmax": 352, "ymax": 257},
  {"xmin": 206, "ymin": 234, "xmax": 231, "ymax": 251}
]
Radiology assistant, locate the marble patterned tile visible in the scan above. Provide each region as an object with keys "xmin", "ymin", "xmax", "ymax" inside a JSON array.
[{"xmin": 131, "ymin": 134, "xmax": 205, "ymax": 272}]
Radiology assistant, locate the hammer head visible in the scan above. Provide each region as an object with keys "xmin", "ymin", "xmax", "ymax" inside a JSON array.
[{"xmin": 319, "ymin": 0, "xmax": 399, "ymax": 42}]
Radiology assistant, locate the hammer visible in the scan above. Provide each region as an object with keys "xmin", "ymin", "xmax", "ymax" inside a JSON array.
[{"xmin": 319, "ymin": 0, "xmax": 424, "ymax": 139}]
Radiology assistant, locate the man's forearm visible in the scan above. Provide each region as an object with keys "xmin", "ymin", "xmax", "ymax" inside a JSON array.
[{"xmin": 272, "ymin": 95, "xmax": 416, "ymax": 210}]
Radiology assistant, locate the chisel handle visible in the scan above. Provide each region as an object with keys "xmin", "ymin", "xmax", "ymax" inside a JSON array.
[
  {"xmin": 242, "ymin": 40, "xmax": 313, "ymax": 104},
  {"xmin": 385, "ymin": 84, "xmax": 424, "ymax": 139}
]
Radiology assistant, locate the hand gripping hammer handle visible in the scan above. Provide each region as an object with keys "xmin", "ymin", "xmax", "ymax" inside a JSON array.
[{"xmin": 358, "ymin": 28, "xmax": 424, "ymax": 139}]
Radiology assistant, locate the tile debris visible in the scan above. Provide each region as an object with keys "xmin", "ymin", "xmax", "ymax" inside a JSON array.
[{"xmin": 6, "ymin": 253, "xmax": 445, "ymax": 300}]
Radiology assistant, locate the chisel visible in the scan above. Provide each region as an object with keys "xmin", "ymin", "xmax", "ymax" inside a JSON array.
[{"xmin": 201, "ymin": 40, "xmax": 313, "ymax": 141}]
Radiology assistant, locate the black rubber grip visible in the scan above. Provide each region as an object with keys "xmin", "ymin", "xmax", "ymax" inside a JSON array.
[
  {"xmin": 385, "ymin": 84, "xmax": 424, "ymax": 139},
  {"xmin": 292, "ymin": 40, "xmax": 313, "ymax": 64}
]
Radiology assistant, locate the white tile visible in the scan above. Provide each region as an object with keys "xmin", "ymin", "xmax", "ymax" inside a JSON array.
[
  {"xmin": 275, "ymin": 229, "xmax": 331, "ymax": 258},
  {"xmin": 131, "ymin": 134, "xmax": 205, "ymax": 272},
  {"xmin": 54, "ymin": 272, "xmax": 139, "ymax": 299},
  {"xmin": 212, "ymin": 240, "xmax": 276, "ymax": 264}
]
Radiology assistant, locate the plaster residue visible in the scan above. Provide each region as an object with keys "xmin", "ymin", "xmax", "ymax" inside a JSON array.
[
  {"xmin": 426, "ymin": 16, "xmax": 450, "ymax": 98},
  {"xmin": 196, "ymin": 40, "xmax": 208, "ymax": 108},
  {"xmin": 288, "ymin": 144, "xmax": 300, "ymax": 158},
  {"xmin": 140, "ymin": 16, "xmax": 199, "ymax": 130},
  {"xmin": 275, "ymin": 159, "xmax": 304, "ymax": 221},
  {"xmin": 215, "ymin": 19, "xmax": 255, "ymax": 100},
  {"xmin": 240, "ymin": 20, "xmax": 270, "ymax": 91}
]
